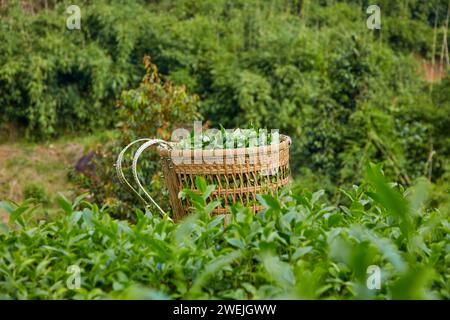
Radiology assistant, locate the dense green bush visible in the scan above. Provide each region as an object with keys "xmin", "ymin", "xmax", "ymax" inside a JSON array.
[
  {"xmin": 0, "ymin": 165, "xmax": 448, "ymax": 299},
  {"xmin": 0, "ymin": 1, "xmax": 147, "ymax": 138},
  {"xmin": 139, "ymin": 0, "xmax": 448, "ymax": 191},
  {"xmin": 72, "ymin": 56, "xmax": 199, "ymax": 218},
  {"xmin": 1, "ymin": 0, "xmax": 449, "ymax": 194}
]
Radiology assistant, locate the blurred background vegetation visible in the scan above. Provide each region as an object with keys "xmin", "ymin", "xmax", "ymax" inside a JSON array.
[{"xmin": 1, "ymin": 0, "xmax": 448, "ymax": 215}]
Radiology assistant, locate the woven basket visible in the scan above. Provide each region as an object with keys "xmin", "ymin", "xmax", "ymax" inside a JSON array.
[{"xmin": 116, "ymin": 135, "xmax": 291, "ymax": 221}]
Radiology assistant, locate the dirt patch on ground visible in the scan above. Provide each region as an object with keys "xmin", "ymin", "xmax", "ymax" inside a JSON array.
[{"xmin": 0, "ymin": 141, "xmax": 84, "ymax": 223}]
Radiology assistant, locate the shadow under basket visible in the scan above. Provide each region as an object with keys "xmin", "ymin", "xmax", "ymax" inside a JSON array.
[{"xmin": 116, "ymin": 135, "xmax": 291, "ymax": 221}]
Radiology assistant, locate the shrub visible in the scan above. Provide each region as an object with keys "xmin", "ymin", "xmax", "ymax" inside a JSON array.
[
  {"xmin": 22, "ymin": 183, "xmax": 49, "ymax": 206},
  {"xmin": 0, "ymin": 1, "xmax": 147, "ymax": 138},
  {"xmin": 0, "ymin": 166, "xmax": 448, "ymax": 299},
  {"xmin": 72, "ymin": 56, "xmax": 200, "ymax": 219}
]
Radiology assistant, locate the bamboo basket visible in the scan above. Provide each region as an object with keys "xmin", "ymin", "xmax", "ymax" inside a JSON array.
[{"xmin": 116, "ymin": 135, "xmax": 291, "ymax": 221}]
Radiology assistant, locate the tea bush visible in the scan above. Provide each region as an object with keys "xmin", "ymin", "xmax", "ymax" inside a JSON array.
[
  {"xmin": 0, "ymin": 165, "xmax": 448, "ymax": 299},
  {"xmin": 1, "ymin": 0, "xmax": 448, "ymax": 301}
]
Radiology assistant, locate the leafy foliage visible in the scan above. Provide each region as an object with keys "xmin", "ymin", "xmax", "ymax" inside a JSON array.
[
  {"xmin": 175, "ymin": 127, "xmax": 277, "ymax": 149},
  {"xmin": 0, "ymin": 0, "xmax": 449, "ymax": 301},
  {"xmin": 72, "ymin": 56, "xmax": 199, "ymax": 218},
  {"xmin": 1, "ymin": 0, "xmax": 449, "ymax": 196},
  {"xmin": 0, "ymin": 167, "xmax": 448, "ymax": 299}
]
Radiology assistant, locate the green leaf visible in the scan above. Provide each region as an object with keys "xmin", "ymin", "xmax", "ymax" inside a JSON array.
[
  {"xmin": 204, "ymin": 201, "xmax": 219, "ymax": 215},
  {"xmin": 56, "ymin": 193, "xmax": 73, "ymax": 215},
  {"xmin": 292, "ymin": 194, "xmax": 311, "ymax": 209},
  {"xmin": 311, "ymin": 189, "xmax": 325, "ymax": 205},
  {"xmin": 195, "ymin": 176, "xmax": 207, "ymax": 193},
  {"xmin": 257, "ymin": 194, "xmax": 281, "ymax": 211},
  {"xmin": 292, "ymin": 246, "xmax": 313, "ymax": 260},
  {"xmin": 207, "ymin": 215, "xmax": 224, "ymax": 228},
  {"xmin": 203, "ymin": 185, "xmax": 216, "ymax": 200},
  {"xmin": 262, "ymin": 254, "xmax": 295, "ymax": 287},
  {"xmin": 365, "ymin": 163, "xmax": 411, "ymax": 236},
  {"xmin": 226, "ymin": 237, "xmax": 246, "ymax": 249},
  {"xmin": 10, "ymin": 205, "xmax": 28, "ymax": 227},
  {"xmin": 183, "ymin": 189, "xmax": 204, "ymax": 205}
]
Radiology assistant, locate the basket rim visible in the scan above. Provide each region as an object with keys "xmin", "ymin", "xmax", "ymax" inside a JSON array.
[{"xmin": 157, "ymin": 134, "xmax": 291, "ymax": 157}]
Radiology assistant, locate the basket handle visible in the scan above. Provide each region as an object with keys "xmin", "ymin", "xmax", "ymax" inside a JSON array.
[{"xmin": 115, "ymin": 138, "xmax": 171, "ymax": 216}]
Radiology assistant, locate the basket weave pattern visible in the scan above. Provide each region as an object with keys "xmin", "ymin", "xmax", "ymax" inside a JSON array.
[{"xmin": 158, "ymin": 135, "xmax": 291, "ymax": 220}]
